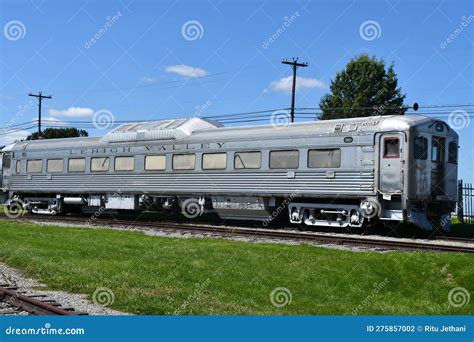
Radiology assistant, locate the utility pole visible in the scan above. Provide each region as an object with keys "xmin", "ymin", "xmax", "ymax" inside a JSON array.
[
  {"xmin": 282, "ymin": 57, "xmax": 308, "ymax": 123},
  {"xmin": 28, "ymin": 91, "xmax": 52, "ymax": 139}
]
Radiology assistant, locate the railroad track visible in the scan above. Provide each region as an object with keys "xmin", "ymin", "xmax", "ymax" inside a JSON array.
[
  {"xmin": 0, "ymin": 285, "xmax": 86, "ymax": 315},
  {"xmin": 433, "ymin": 235, "xmax": 474, "ymax": 243},
  {"xmin": 2, "ymin": 213, "xmax": 474, "ymax": 253}
]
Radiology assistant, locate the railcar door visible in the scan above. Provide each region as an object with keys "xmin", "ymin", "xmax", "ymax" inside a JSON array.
[
  {"xmin": 1, "ymin": 153, "xmax": 11, "ymax": 190},
  {"xmin": 431, "ymin": 136, "xmax": 446, "ymax": 197},
  {"xmin": 445, "ymin": 138, "xmax": 458, "ymax": 201},
  {"xmin": 379, "ymin": 133, "xmax": 404, "ymax": 193}
]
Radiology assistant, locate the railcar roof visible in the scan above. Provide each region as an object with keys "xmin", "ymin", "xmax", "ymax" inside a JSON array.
[{"xmin": 2, "ymin": 115, "xmax": 441, "ymax": 152}]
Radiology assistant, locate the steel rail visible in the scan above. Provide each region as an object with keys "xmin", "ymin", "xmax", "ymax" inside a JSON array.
[{"xmin": 0, "ymin": 287, "xmax": 81, "ymax": 315}]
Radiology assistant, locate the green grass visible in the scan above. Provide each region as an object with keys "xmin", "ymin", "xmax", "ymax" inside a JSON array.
[{"xmin": 0, "ymin": 219, "xmax": 473, "ymax": 315}]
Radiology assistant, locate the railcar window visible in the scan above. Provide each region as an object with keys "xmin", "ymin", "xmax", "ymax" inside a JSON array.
[
  {"xmin": 91, "ymin": 157, "xmax": 109, "ymax": 172},
  {"xmin": 448, "ymin": 142, "xmax": 458, "ymax": 164},
  {"xmin": 269, "ymin": 150, "xmax": 299, "ymax": 169},
  {"xmin": 47, "ymin": 159, "xmax": 64, "ymax": 173},
  {"xmin": 234, "ymin": 152, "xmax": 261, "ymax": 169},
  {"xmin": 431, "ymin": 142, "xmax": 439, "ymax": 162},
  {"xmin": 115, "ymin": 156, "xmax": 135, "ymax": 171},
  {"xmin": 16, "ymin": 160, "xmax": 21, "ymax": 173},
  {"xmin": 202, "ymin": 153, "xmax": 227, "ymax": 170},
  {"xmin": 145, "ymin": 155, "xmax": 166, "ymax": 171},
  {"xmin": 383, "ymin": 138, "xmax": 400, "ymax": 158},
  {"xmin": 172, "ymin": 154, "xmax": 195, "ymax": 170},
  {"xmin": 414, "ymin": 137, "xmax": 428, "ymax": 160},
  {"xmin": 26, "ymin": 160, "xmax": 42, "ymax": 173},
  {"xmin": 68, "ymin": 158, "xmax": 86, "ymax": 172},
  {"xmin": 308, "ymin": 149, "xmax": 341, "ymax": 168}
]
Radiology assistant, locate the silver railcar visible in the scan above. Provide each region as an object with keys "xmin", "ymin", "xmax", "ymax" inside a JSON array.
[{"xmin": 0, "ymin": 115, "xmax": 458, "ymax": 230}]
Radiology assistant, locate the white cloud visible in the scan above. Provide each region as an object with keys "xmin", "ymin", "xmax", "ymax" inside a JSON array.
[
  {"xmin": 165, "ymin": 64, "xmax": 208, "ymax": 78},
  {"xmin": 0, "ymin": 130, "xmax": 30, "ymax": 147},
  {"xmin": 269, "ymin": 76, "xmax": 325, "ymax": 93},
  {"xmin": 49, "ymin": 107, "xmax": 94, "ymax": 117},
  {"xmin": 41, "ymin": 116, "xmax": 68, "ymax": 126},
  {"xmin": 140, "ymin": 76, "xmax": 156, "ymax": 84}
]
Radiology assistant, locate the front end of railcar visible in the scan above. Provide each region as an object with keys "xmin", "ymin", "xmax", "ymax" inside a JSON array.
[
  {"xmin": 405, "ymin": 119, "xmax": 459, "ymax": 231},
  {"xmin": 0, "ymin": 147, "xmax": 12, "ymax": 204}
]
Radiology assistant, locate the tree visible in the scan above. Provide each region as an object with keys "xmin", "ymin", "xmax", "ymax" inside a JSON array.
[
  {"xmin": 26, "ymin": 128, "xmax": 89, "ymax": 140},
  {"xmin": 319, "ymin": 54, "xmax": 406, "ymax": 120}
]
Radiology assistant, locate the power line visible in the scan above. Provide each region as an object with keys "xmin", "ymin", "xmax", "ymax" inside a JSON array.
[
  {"xmin": 294, "ymin": 104, "xmax": 474, "ymax": 111},
  {"xmin": 40, "ymin": 114, "xmax": 474, "ymax": 126},
  {"xmin": 2, "ymin": 104, "xmax": 474, "ymax": 136},
  {"xmin": 4, "ymin": 112, "xmax": 474, "ymax": 132},
  {"xmin": 0, "ymin": 125, "xmax": 37, "ymax": 136},
  {"xmin": 203, "ymin": 108, "xmax": 289, "ymax": 119},
  {"xmin": 3, "ymin": 101, "xmax": 472, "ymax": 129}
]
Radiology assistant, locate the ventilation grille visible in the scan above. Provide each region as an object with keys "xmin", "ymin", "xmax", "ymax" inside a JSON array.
[{"xmin": 100, "ymin": 118, "xmax": 222, "ymax": 143}]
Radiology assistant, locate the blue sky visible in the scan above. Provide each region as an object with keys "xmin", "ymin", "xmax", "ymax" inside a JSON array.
[{"xmin": 0, "ymin": 0, "xmax": 473, "ymax": 182}]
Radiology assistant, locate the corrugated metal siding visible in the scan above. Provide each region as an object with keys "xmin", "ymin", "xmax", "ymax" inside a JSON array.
[{"xmin": 10, "ymin": 170, "xmax": 374, "ymax": 196}]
